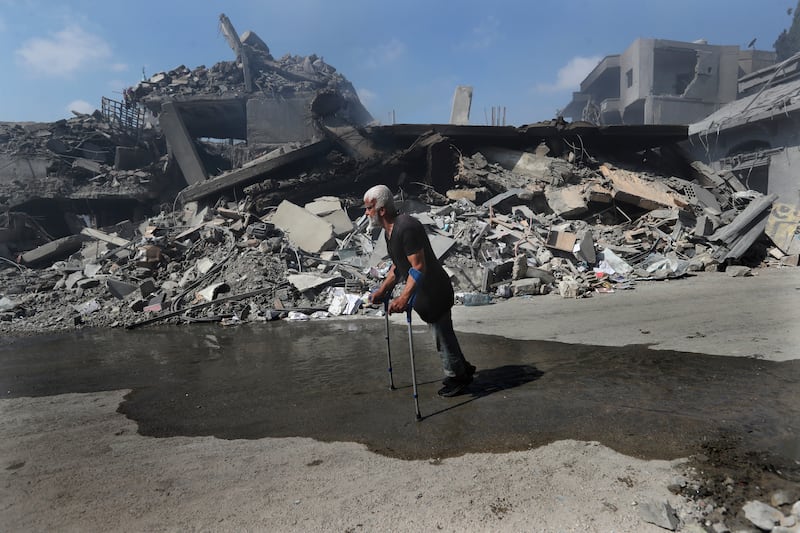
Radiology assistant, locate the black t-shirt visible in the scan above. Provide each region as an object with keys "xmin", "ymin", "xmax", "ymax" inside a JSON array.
[{"xmin": 386, "ymin": 214, "xmax": 453, "ymax": 323}]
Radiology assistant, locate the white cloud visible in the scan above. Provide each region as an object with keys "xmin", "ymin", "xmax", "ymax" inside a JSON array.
[
  {"xmin": 536, "ymin": 55, "xmax": 602, "ymax": 93},
  {"xmin": 365, "ymin": 39, "xmax": 406, "ymax": 68},
  {"xmin": 16, "ymin": 25, "xmax": 112, "ymax": 76},
  {"xmin": 66, "ymin": 99, "xmax": 96, "ymax": 115},
  {"xmin": 357, "ymin": 88, "xmax": 377, "ymax": 108}
]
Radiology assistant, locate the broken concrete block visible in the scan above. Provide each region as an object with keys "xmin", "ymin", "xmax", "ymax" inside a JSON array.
[
  {"xmin": 139, "ymin": 278, "xmax": 156, "ymax": 298},
  {"xmin": 743, "ymin": 500, "xmax": 784, "ymax": 531},
  {"xmin": 726, "ymin": 265, "xmax": 752, "ymax": 277},
  {"xmin": 545, "ymin": 230, "xmax": 577, "ymax": 253},
  {"xmin": 694, "ymin": 214, "xmax": 715, "ymax": 237},
  {"xmin": 600, "ymin": 165, "xmax": 687, "ymax": 210},
  {"xmin": 446, "ymin": 188, "xmax": 489, "ymax": 203},
  {"xmin": 586, "ymin": 182, "xmax": 613, "ymax": 203},
  {"xmin": 544, "ymin": 184, "xmax": 588, "ymax": 218},
  {"xmin": 83, "ymin": 263, "xmax": 103, "ymax": 278},
  {"xmin": 270, "ymin": 200, "xmax": 335, "ymax": 254},
  {"xmin": 304, "ymin": 197, "xmax": 342, "ymax": 216},
  {"xmin": 107, "ymin": 279, "xmax": 138, "ymax": 300},
  {"xmin": 287, "ymin": 273, "xmax": 336, "ymax": 292},
  {"xmin": 483, "ymin": 188, "xmax": 528, "ymax": 213},
  {"xmin": 80, "ymin": 227, "xmax": 130, "ymax": 248},
  {"xmin": 512, "ymin": 254, "xmax": 528, "ymax": 280},
  {"xmin": 429, "ymin": 234, "xmax": 456, "ymax": 261},
  {"xmin": 638, "ymin": 501, "xmax": 679, "ymax": 531},
  {"xmin": 511, "ymin": 278, "xmax": 542, "ymax": 296},
  {"xmin": 65, "ymin": 271, "xmax": 85, "ymax": 290},
  {"xmin": 321, "ymin": 209, "xmax": 355, "ymax": 237},
  {"xmin": 765, "ymin": 200, "xmax": 800, "ymax": 255},
  {"xmin": 481, "ymin": 147, "xmax": 568, "ymax": 184},
  {"xmin": 72, "ymin": 158, "xmax": 102, "ymax": 174}
]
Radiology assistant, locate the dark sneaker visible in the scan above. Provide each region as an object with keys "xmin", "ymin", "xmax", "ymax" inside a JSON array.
[
  {"xmin": 437, "ymin": 375, "xmax": 472, "ymax": 397},
  {"xmin": 466, "ymin": 363, "xmax": 477, "ymax": 376}
]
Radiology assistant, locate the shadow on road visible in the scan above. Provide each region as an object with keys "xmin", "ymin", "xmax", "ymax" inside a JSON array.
[{"xmin": 421, "ymin": 364, "xmax": 544, "ymax": 420}]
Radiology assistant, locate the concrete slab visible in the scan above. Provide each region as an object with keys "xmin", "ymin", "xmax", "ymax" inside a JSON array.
[
  {"xmin": 160, "ymin": 102, "xmax": 208, "ymax": 185},
  {"xmin": 20, "ymin": 235, "xmax": 85, "ymax": 266},
  {"xmin": 304, "ymin": 197, "xmax": 342, "ymax": 216},
  {"xmin": 80, "ymin": 227, "xmax": 129, "ymax": 248},
  {"xmin": 286, "ymin": 273, "xmax": 336, "ymax": 292},
  {"xmin": 321, "ymin": 209, "xmax": 355, "ymax": 237},
  {"xmin": 270, "ymin": 200, "xmax": 335, "ymax": 254},
  {"xmin": 600, "ymin": 165, "xmax": 687, "ymax": 210},
  {"xmin": 544, "ymin": 184, "xmax": 588, "ymax": 218}
]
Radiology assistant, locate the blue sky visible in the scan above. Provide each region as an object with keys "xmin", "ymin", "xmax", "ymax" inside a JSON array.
[{"xmin": 0, "ymin": 0, "xmax": 792, "ymax": 126}]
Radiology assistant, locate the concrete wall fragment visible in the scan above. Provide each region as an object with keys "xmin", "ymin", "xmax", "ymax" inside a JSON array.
[
  {"xmin": 270, "ymin": 200, "xmax": 335, "ymax": 254},
  {"xmin": 159, "ymin": 102, "xmax": 208, "ymax": 185}
]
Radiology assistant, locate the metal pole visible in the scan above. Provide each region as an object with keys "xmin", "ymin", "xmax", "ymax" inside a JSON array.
[
  {"xmin": 406, "ymin": 307, "xmax": 422, "ymax": 421},
  {"xmin": 384, "ymin": 300, "xmax": 395, "ymax": 390}
]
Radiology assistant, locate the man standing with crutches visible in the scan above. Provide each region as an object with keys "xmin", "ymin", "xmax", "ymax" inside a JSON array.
[{"xmin": 364, "ymin": 185, "xmax": 476, "ymax": 398}]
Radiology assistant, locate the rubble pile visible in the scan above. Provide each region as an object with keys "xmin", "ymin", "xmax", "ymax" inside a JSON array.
[
  {"xmin": 127, "ymin": 53, "xmax": 355, "ymax": 110},
  {"xmin": 1, "ymin": 127, "xmax": 797, "ymax": 335},
  {"xmin": 127, "ymin": 15, "xmax": 367, "ymax": 126},
  {"xmin": 0, "ymin": 114, "xmax": 167, "ymax": 205}
]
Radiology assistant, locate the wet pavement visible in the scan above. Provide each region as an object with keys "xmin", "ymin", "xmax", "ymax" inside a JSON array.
[{"xmin": 2, "ymin": 320, "xmax": 799, "ymax": 464}]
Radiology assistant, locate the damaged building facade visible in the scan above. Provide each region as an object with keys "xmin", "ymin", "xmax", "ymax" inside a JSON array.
[
  {"xmin": 687, "ymin": 53, "xmax": 800, "ymax": 201},
  {"xmin": 562, "ymin": 38, "xmax": 776, "ymax": 126}
]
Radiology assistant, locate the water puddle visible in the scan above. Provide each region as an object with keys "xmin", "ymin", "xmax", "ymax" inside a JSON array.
[{"xmin": 2, "ymin": 320, "xmax": 798, "ymax": 463}]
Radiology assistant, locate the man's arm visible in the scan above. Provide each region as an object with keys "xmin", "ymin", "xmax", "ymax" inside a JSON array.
[
  {"xmin": 369, "ymin": 264, "xmax": 398, "ymax": 304},
  {"xmin": 388, "ymin": 249, "xmax": 425, "ymax": 314}
]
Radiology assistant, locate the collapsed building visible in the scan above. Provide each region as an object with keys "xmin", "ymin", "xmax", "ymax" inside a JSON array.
[{"xmin": 0, "ymin": 15, "xmax": 797, "ymax": 333}]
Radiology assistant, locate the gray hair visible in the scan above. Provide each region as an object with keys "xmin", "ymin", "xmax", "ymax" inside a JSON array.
[{"xmin": 363, "ymin": 185, "xmax": 397, "ymax": 216}]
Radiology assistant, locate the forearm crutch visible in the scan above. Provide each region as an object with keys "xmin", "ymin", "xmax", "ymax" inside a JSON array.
[
  {"xmin": 406, "ymin": 305, "xmax": 422, "ymax": 421},
  {"xmin": 383, "ymin": 299, "xmax": 395, "ymax": 390}
]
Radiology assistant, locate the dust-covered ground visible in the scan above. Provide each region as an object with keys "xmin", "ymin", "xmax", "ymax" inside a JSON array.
[{"xmin": 1, "ymin": 267, "xmax": 799, "ymax": 532}]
